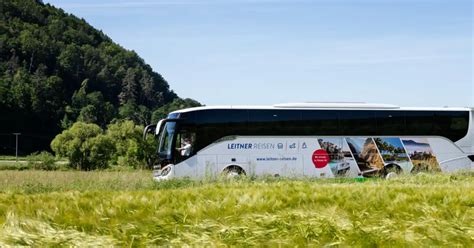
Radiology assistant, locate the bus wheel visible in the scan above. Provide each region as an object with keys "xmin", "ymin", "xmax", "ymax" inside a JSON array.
[
  {"xmin": 383, "ymin": 164, "xmax": 401, "ymax": 179},
  {"xmin": 223, "ymin": 166, "xmax": 246, "ymax": 179}
]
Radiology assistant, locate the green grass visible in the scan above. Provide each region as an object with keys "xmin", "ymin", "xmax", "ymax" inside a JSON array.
[
  {"xmin": 0, "ymin": 155, "xmax": 26, "ymax": 161},
  {"xmin": 0, "ymin": 155, "xmax": 68, "ymax": 161},
  {"xmin": 0, "ymin": 171, "xmax": 473, "ymax": 246},
  {"xmin": 0, "ymin": 161, "xmax": 31, "ymax": 171},
  {"xmin": 0, "ymin": 171, "xmax": 158, "ymax": 193},
  {"xmin": 0, "ymin": 158, "xmax": 69, "ymax": 171}
]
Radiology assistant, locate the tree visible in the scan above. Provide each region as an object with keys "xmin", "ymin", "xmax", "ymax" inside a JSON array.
[
  {"xmin": 118, "ymin": 67, "xmax": 138, "ymax": 105},
  {"xmin": 117, "ymin": 101, "xmax": 150, "ymax": 125},
  {"xmin": 51, "ymin": 122, "xmax": 113, "ymax": 170},
  {"xmin": 77, "ymin": 105, "xmax": 98, "ymax": 123},
  {"xmin": 19, "ymin": 29, "xmax": 42, "ymax": 73},
  {"xmin": 71, "ymin": 79, "xmax": 89, "ymax": 109},
  {"xmin": 51, "ymin": 120, "xmax": 157, "ymax": 170},
  {"xmin": 152, "ymin": 98, "xmax": 202, "ymax": 123},
  {"xmin": 1, "ymin": 0, "xmax": 183, "ymax": 154},
  {"xmin": 31, "ymin": 69, "xmax": 63, "ymax": 118},
  {"xmin": 118, "ymin": 100, "xmax": 138, "ymax": 121},
  {"xmin": 10, "ymin": 68, "xmax": 32, "ymax": 109},
  {"xmin": 58, "ymin": 44, "xmax": 82, "ymax": 77},
  {"xmin": 84, "ymin": 134, "xmax": 114, "ymax": 170},
  {"xmin": 70, "ymin": 81, "xmax": 116, "ymax": 127},
  {"xmin": 105, "ymin": 120, "xmax": 152, "ymax": 168}
]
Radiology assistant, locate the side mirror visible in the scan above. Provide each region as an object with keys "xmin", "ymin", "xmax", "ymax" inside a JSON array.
[{"xmin": 143, "ymin": 124, "xmax": 156, "ymax": 140}]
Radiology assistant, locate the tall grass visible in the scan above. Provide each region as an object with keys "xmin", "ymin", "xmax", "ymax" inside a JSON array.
[
  {"xmin": 0, "ymin": 171, "xmax": 473, "ymax": 246},
  {"xmin": 0, "ymin": 156, "xmax": 25, "ymax": 161},
  {"xmin": 0, "ymin": 171, "xmax": 156, "ymax": 193}
]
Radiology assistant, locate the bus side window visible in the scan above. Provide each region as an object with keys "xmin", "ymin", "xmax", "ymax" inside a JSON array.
[
  {"xmin": 176, "ymin": 131, "xmax": 196, "ymax": 158},
  {"xmin": 406, "ymin": 111, "xmax": 433, "ymax": 135}
]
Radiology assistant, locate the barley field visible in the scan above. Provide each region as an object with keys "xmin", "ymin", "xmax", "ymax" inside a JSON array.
[{"xmin": 0, "ymin": 171, "xmax": 473, "ymax": 246}]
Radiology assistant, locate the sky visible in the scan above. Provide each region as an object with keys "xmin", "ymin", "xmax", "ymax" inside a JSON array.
[{"xmin": 45, "ymin": 0, "xmax": 473, "ymax": 107}]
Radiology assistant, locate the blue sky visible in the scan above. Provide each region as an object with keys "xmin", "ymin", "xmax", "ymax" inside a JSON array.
[{"xmin": 46, "ymin": 0, "xmax": 473, "ymax": 107}]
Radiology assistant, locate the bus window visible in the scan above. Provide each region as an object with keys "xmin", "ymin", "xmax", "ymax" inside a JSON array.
[
  {"xmin": 375, "ymin": 111, "xmax": 405, "ymax": 135},
  {"xmin": 406, "ymin": 111, "xmax": 433, "ymax": 135},
  {"xmin": 175, "ymin": 131, "xmax": 196, "ymax": 161},
  {"xmin": 192, "ymin": 109, "xmax": 247, "ymax": 124},
  {"xmin": 433, "ymin": 111, "xmax": 469, "ymax": 141},
  {"xmin": 433, "ymin": 111, "xmax": 452, "ymax": 134},
  {"xmin": 248, "ymin": 110, "xmax": 301, "ymax": 134},
  {"xmin": 158, "ymin": 122, "xmax": 176, "ymax": 160},
  {"xmin": 339, "ymin": 110, "xmax": 376, "ymax": 135},
  {"xmin": 301, "ymin": 110, "xmax": 339, "ymax": 135},
  {"xmin": 191, "ymin": 109, "xmax": 248, "ymax": 149}
]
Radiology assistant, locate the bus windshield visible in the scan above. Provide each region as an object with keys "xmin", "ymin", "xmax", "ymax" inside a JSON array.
[{"xmin": 158, "ymin": 122, "xmax": 176, "ymax": 159}]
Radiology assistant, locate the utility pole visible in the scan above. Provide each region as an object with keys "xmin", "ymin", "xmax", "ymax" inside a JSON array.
[{"xmin": 12, "ymin": 133, "xmax": 21, "ymax": 162}]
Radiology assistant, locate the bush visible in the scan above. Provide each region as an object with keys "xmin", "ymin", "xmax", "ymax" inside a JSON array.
[
  {"xmin": 105, "ymin": 121, "xmax": 142, "ymax": 168},
  {"xmin": 51, "ymin": 122, "xmax": 114, "ymax": 170},
  {"xmin": 26, "ymin": 151, "xmax": 57, "ymax": 170},
  {"xmin": 105, "ymin": 120, "xmax": 156, "ymax": 169},
  {"xmin": 51, "ymin": 121, "xmax": 155, "ymax": 170}
]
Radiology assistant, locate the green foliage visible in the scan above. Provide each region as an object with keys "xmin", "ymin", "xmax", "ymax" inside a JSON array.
[
  {"xmin": 84, "ymin": 134, "xmax": 114, "ymax": 170},
  {"xmin": 51, "ymin": 122, "xmax": 113, "ymax": 170},
  {"xmin": 118, "ymin": 101, "xmax": 151, "ymax": 125},
  {"xmin": 0, "ymin": 162, "xmax": 32, "ymax": 171},
  {"xmin": 25, "ymin": 151, "xmax": 57, "ymax": 170},
  {"xmin": 1, "ymin": 0, "xmax": 202, "ymax": 154},
  {"xmin": 51, "ymin": 121, "xmax": 156, "ymax": 170},
  {"xmin": 152, "ymin": 98, "xmax": 202, "ymax": 123},
  {"xmin": 105, "ymin": 120, "xmax": 151, "ymax": 169},
  {"xmin": 0, "ymin": 172, "xmax": 472, "ymax": 246}
]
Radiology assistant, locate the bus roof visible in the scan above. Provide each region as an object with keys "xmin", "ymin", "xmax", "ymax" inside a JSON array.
[{"xmin": 170, "ymin": 103, "xmax": 471, "ymax": 114}]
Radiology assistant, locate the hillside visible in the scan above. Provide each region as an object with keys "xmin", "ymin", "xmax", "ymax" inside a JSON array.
[{"xmin": 0, "ymin": 0, "xmax": 199, "ymax": 153}]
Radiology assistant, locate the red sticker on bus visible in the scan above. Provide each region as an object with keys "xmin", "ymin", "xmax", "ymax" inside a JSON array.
[{"xmin": 312, "ymin": 149, "xmax": 329, "ymax": 168}]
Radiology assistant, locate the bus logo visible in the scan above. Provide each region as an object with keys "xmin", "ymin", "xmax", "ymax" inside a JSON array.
[{"xmin": 312, "ymin": 149, "xmax": 330, "ymax": 168}]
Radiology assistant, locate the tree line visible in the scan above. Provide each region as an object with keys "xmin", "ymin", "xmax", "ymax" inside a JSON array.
[{"xmin": 0, "ymin": 0, "xmax": 200, "ymax": 154}]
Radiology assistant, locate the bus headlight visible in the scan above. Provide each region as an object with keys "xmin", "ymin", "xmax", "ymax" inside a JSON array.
[{"xmin": 161, "ymin": 166, "xmax": 172, "ymax": 176}]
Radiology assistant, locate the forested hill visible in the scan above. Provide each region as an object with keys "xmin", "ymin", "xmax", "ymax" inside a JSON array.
[{"xmin": 0, "ymin": 0, "xmax": 200, "ymax": 154}]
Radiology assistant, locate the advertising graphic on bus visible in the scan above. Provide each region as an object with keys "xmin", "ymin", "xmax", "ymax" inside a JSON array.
[{"xmin": 143, "ymin": 103, "xmax": 474, "ymax": 180}]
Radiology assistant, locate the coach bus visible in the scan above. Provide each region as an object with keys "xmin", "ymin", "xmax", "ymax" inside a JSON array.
[{"xmin": 144, "ymin": 103, "xmax": 474, "ymax": 180}]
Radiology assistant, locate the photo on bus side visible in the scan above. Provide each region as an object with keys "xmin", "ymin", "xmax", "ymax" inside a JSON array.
[
  {"xmin": 401, "ymin": 138, "xmax": 441, "ymax": 173},
  {"xmin": 346, "ymin": 137, "xmax": 384, "ymax": 174},
  {"xmin": 374, "ymin": 137, "xmax": 413, "ymax": 172},
  {"xmin": 317, "ymin": 138, "xmax": 357, "ymax": 177}
]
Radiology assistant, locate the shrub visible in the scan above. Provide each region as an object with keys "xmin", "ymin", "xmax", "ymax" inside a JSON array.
[
  {"xmin": 26, "ymin": 151, "xmax": 57, "ymax": 170},
  {"xmin": 51, "ymin": 121, "xmax": 157, "ymax": 170},
  {"xmin": 51, "ymin": 122, "xmax": 114, "ymax": 170},
  {"xmin": 105, "ymin": 121, "xmax": 142, "ymax": 168},
  {"xmin": 105, "ymin": 120, "xmax": 156, "ymax": 169}
]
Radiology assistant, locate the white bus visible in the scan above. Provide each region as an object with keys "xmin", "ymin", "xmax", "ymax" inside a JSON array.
[{"xmin": 144, "ymin": 103, "xmax": 474, "ymax": 180}]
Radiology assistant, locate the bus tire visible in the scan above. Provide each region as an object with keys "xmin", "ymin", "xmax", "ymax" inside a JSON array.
[
  {"xmin": 383, "ymin": 164, "xmax": 402, "ymax": 179},
  {"xmin": 222, "ymin": 165, "xmax": 246, "ymax": 179}
]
